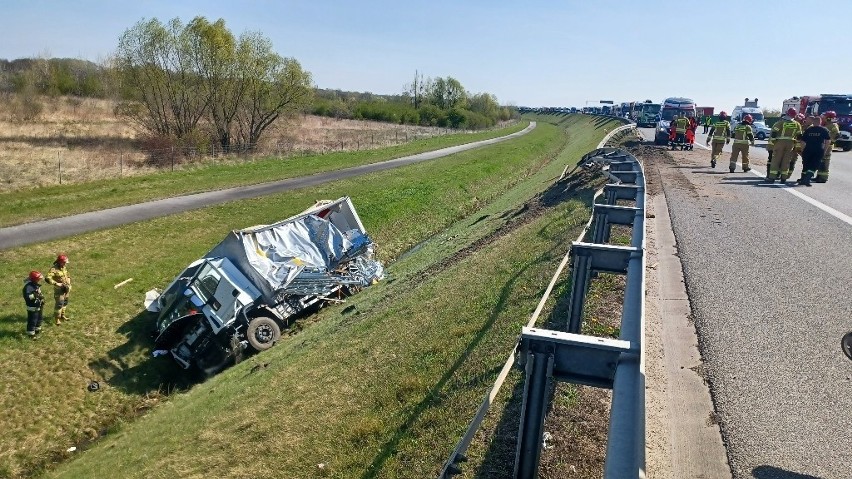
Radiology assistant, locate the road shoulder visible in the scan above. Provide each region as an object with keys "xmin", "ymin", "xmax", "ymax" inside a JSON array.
[{"xmin": 641, "ymin": 144, "xmax": 732, "ymax": 478}]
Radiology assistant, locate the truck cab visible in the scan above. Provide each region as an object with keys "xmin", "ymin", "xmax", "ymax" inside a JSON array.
[
  {"xmin": 654, "ymin": 97, "xmax": 696, "ymax": 145},
  {"xmin": 730, "ymin": 101, "xmax": 765, "ymax": 137},
  {"xmin": 638, "ymin": 102, "xmax": 661, "ymax": 127},
  {"xmin": 152, "ymin": 258, "xmax": 262, "ymax": 371},
  {"xmin": 800, "ymin": 94, "xmax": 852, "ymax": 151}
]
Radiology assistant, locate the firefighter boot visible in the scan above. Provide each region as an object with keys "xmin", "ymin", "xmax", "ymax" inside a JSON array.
[{"xmin": 814, "ymin": 158, "xmax": 829, "ymax": 183}]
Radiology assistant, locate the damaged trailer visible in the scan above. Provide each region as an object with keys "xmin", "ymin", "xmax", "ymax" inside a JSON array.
[{"xmin": 144, "ymin": 197, "xmax": 384, "ymax": 375}]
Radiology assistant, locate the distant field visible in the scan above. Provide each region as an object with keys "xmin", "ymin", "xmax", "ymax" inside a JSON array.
[
  {"xmin": 0, "ymin": 113, "xmax": 622, "ymax": 478},
  {"xmin": 0, "ymin": 94, "xmax": 510, "ymax": 192},
  {"xmin": 0, "ymin": 95, "xmax": 524, "ymax": 228}
]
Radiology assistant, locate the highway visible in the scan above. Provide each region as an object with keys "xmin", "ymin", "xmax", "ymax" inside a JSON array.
[{"xmin": 638, "ymin": 126, "xmax": 852, "ymax": 479}]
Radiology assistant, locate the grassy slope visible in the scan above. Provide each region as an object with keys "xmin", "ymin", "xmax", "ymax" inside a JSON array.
[
  {"xmin": 0, "ymin": 114, "xmax": 619, "ymax": 478},
  {"xmin": 0, "ymin": 122, "xmax": 527, "ymax": 228}
]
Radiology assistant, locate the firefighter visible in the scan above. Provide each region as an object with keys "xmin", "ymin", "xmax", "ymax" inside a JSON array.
[
  {"xmin": 816, "ymin": 110, "xmax": 840, "ymax": 182},
  {"xmin": 768, "ymin": 108, "xmax": 803, "ymax": 183},
  {"xmin": 705, "ymin": 111, "xmax": 731, "ymax": 168},
  {"xmin": 23, "ymin": 271, "xmax": 45, "ymax": 338},
  {"xmin": 787, "ymin": 113, "xmax": 806, "ymax": 179},
  {"xmin": 729, "ymin": 114, "xmax": 755, "ymax": 173},
  {"xmin": 703, "ymin": 115, "xmax": 712, "ymax": 134},
  {"xmin": 797, "ymin": 115, "xmax": 831, "ymax": 186},
  {"xmin": 767, "ymin": 116, "xmax": 785, "ymax": 165},
  {"xmin": 674, "ymin": 112, "xmax": 690, "ymax": 149},
  {"xmin": 45, "ymin": 254, "xmax": 72, "ymax": 325}
]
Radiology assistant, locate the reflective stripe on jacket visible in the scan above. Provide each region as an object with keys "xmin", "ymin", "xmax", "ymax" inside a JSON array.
[
  {"xmin": 710, "ymin": 120, "xmax": 730, "ymax": 140},
  {"xmin": 733, "ymin": 124, "xmax": 754, "ymax": 144},
  {"xmin": 776, "ymin": 120, "xmax": 802, "ymax": 140}
]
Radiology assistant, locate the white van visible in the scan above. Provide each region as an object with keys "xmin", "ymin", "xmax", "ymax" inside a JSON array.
[{"xmin": 729, "ymin": 98, "xmax": 765, "ymax": 136}]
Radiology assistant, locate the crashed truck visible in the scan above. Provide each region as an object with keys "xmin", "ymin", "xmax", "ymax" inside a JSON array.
[{"xmin": 144, "ymin": 197, "xmax": 384, "ymax": 374}]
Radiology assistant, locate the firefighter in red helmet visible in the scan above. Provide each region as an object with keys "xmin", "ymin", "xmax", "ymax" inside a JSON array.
[
  {"xmin": 729, "ymin": 114, "xmax": 756, "ymax": 172},
  {"xmin": 767, "ymin": 108, "xmax": 803, "ymax": 183},
  {"xmin": 23, "ymin": 271, "xmax": 45, "ymax": 338}
]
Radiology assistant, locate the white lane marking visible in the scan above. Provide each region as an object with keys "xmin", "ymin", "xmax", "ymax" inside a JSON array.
[
  {"xmin": 651, "ymin": 128, "xmax": 852, "ymax": 227},
  {"xmin": 744, "ymin": 167, "xmax": 852, "ymax": 226}
]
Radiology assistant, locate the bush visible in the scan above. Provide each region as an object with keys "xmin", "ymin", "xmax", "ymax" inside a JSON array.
[
  {"xmin": 417, "ymin": 104, "xmax": 445, "ymax": 126},
  {"xmin": 138, "ymin": 134, "xmax": 181, "ymax": 167},
  {"xmin": 9, "ymin": 93, "xmax": 43, "ymax": 121}
]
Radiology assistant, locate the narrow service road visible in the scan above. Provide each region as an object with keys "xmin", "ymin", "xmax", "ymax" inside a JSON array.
[{"xmin": 0, "ymin": 122, "xmax": 535, "ymax": 250}]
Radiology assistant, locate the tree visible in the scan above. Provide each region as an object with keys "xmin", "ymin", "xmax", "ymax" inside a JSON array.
[
  {"xmin": 405, "ymin": 70, "xmax": 426, "ymax": 108},
  {"xmin": 468, "ymin": 92, "xmax": 499, "ymax": 118},
  {"xmin": 444, "ymin": 77, "xmax": 466, "ymax": 109},
  {"xmin": 187, "ymin": 17, "xmax": 242, "ymax": 148},
  {"xmin": 115, "ymin": 18, "xmax": 209, "ymax": 139},
  {"xmin": 234, "ymin": 32, "xmax": 313, "ymax": 147}
]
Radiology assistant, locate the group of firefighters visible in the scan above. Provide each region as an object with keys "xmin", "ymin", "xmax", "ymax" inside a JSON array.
[
  {"xmin": 667, "ymin": 112, "xmax": 698, "ymax": 150},
  {"xmin": 21, "ymin": 254, "xmax": 72, "ymax": 338},
  {"xmin": 701, "ymin": 108, "xmax": 839, "ymax": 185}
]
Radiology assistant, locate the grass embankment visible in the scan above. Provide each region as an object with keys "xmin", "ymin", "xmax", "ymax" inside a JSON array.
[
  {"xmin": 0, "ymin": 121, "xmax": 527, "ymax": 228},
  {"xmin": 0, "ymin": 113, "xmax": 621, "ymax": 478}
]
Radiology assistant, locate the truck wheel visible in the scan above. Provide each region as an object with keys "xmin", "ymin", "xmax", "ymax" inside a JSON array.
[
  {"xmin": 757, "ymin": 132, "xmax": 766, "ymax": 140},
  {"xmin": 246, "ymin": 316, "xmax": 281, "ymax": 351},
  {"xmin": 843, "ymin": 144, "xmax": 852, "ymax": 152}
]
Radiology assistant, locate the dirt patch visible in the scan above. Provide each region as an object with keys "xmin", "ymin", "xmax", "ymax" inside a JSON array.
[{"xmin": 416, "ymin": 169, "xmax": 601, "ymax": 281}]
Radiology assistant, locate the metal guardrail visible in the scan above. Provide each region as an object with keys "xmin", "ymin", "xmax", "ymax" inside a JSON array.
[{"xmin": 440, "ymin": 144, "xmax": 646, "ymax": 478}]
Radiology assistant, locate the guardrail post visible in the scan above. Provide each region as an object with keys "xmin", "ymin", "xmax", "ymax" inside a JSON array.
[
  {"xmin": 514, "ymin": 349, "xmax": 554, "ymax": 479},
  {"xmin": 566, "ymin": 250, "xmax": 592, "ymax": 333}
]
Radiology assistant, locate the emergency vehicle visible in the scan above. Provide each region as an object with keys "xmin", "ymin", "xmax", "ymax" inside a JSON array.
[
  {"xmin": 729, "ymin": 98, "xmax": 765, "ymax": 135},
  {"xmin": 796, "ymin": 94, "xmax": 852, "ymax": 151},
  {"xmin": 654, "ymin": 97, "xmax": 696, "ymax": 145}
]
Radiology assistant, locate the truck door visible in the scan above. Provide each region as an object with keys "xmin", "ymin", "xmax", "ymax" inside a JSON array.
[{"xmin": 193, "ymin": 263, "xmax": 242, "ymax": 330}]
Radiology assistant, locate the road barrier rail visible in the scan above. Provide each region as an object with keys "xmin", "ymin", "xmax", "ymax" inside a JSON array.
[{"xmin": 441, "ymin": 146, "xmax": 646, "ymax": 478}]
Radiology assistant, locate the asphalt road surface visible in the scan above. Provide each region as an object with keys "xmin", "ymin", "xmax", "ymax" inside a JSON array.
[
  {"xmin": 639, "ymin": 126, "xmax": 852, "ymax": 479},
  {"xmin": 0, "ymin": 122, "xmax": 535, "ymax": 251}
]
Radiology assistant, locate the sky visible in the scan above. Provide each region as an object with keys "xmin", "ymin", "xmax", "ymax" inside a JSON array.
[{"xmin": 0, "ymin": 0, "xmax": 847, "ymax": 113}]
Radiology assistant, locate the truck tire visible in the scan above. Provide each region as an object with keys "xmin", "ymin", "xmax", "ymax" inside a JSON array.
[
  {"xmin": 757, "ymin": 132, "xmax": 766, "ymax": 140},
  {"xmin": 246, "ymin": 316, "xmax": 281, "ymax": 351},
  {"xmin": 843, "ymin": 143, "xmax": 852, "ymax": 152}
]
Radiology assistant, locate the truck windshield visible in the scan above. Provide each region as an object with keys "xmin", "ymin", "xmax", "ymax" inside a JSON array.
[
  {"xmin": 660, "ymin": 109, "xmax": 688, "ymax": 121},
  {"xmin": 746, "ymin": 112, "xmax": 764, "ymax": 121},
  {"xmin": 822, "ymin": 99, "xmax": 852, "ymax": 115},
  {"xmin": 643, "ymin": 104, "xmax": 661, "ymax": 115},
  {"xmin": 155, "ymin": 280, "xmax": 200, "ymax": 332}
]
